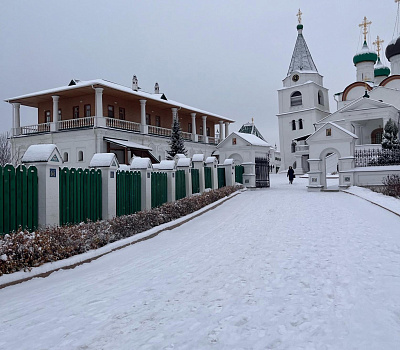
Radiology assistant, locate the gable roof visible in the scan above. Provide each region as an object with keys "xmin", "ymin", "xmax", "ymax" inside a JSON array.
[
  {"xmin": 307, "ymin": 122, "xmax": 358, "ymax": 143},
  {"xmin": 218, "ymin": 132, "xmax": 271, "ymax": 148}
]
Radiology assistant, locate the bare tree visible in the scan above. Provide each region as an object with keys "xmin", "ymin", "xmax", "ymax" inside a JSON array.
[{"xmin": 0, "ymin": 132, "xmax": 11, "ymax": 166}]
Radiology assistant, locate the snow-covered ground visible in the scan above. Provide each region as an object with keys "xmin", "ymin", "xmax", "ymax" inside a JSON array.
[{"xmin": 1, "ymin": 174, "xmax": 400, "ymax": 350}]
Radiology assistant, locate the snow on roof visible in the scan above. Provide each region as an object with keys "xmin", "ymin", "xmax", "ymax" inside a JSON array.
[
  {"xmin": 152, "ymin": 164, "xmax": 161, "ymax": 170},
  {"xmin": 159, "ymin": 160, "xmax": 176, "ymax": 170},
  {"xmin": 130, "ymin": 157, "xmax": 152, "ymax": 169},
  {"xmin": 192, "ymin": 154, "xmax": 204, "ymax": 162},
  {"xmin": 223, "ymin": 159, "xmax": 235, "ymax": 165},
  {"xmin": 22, "ymin": 144, "xmax": 58, "ymax": 163},
  {"xmin": 89, "ymin": 153, "xmax": 118, "ymax": 167},
  {"xmin": 118, "ymin": 164, "xmax": 131, "ymax": 171},
  {"xmin": 6, "ymin": 79, "xmax": 234, "ymax": 122},
  {"xmin": 177, "ymin": 158, "xmax": 191, "ymax": 167},
  {"xmin": 234, "ymin": 132, "xmax": 271, "ymax": 147},
  {"xmin": 328, "ymin": 122, "xmax": 358, "ymax": 138},
  {"xmin": 104, "ymin": 138, "xmax": 152, "ymax": 150},
  {"xmin": 175, "ymin": 154, "xmax": 186, "ymax": 159},
  {"xmin": 205, "ymin": 156, "xmax": 217, "ymax": 164}
]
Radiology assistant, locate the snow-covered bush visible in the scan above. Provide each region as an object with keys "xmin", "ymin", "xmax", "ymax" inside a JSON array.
[
  {"xmin": 0, "ymin": 185, "xmax": 241, "ymax": 276},
  {"xmin": 381, "ymin": 174, "xmax": 400, "ymax": 198}
]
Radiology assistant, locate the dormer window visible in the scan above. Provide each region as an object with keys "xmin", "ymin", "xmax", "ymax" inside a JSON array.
[{"xmin": 290, "ymin": 91, "xmax": 302, "ymax": 106}]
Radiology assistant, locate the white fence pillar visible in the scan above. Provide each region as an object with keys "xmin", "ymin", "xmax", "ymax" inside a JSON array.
[
  {"xmin": 242, "ymin": 162, "xmax": 256, "ymax": 188},
  {"xmin": 223, "ymin": 159, "xmax": 236, "ymax": 186},
  {"xmin": 130, "ymin": 157, "xmax": 153, "ymax": 210},
  {"xmin": 177, "ymin": 157, "xmax": 192, "ymax": 197},
  {"xmin": 159, "ymin": 160, "xmax": 176, "ymax": 202},
  {"xmin": 22, "ymin": 144, "xmax": 63, "ymax": 228},
  {"xmin": 192, "ymin": 154, "xmax": 205, "ymax": 193},
  {"xmin": 307, "ymin": 159, "xmax": 323, "ymax": 192},
  {"xmin": 89, "ymin": 153, "xmax": 119, "ymax": 220},
  {"xmin": 205, "ymin": 156, "xmax": 218, "ymax": 190}
]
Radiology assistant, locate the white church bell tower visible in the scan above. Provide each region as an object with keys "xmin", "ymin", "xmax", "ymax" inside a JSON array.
[{"xmin": 277, "ymin": 10, "xmax": 330, "ymax": 171}]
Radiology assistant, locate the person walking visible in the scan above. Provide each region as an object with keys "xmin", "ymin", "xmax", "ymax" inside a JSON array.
[{"xmin": 287, "ymin": 166, "xmax": 295, "ymax": 184}]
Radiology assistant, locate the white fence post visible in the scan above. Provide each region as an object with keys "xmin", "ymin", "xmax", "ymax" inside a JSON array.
[
  {"xmin": 205, "ymin": 156, "xmax": 218, "ymax": 190},
  {"xmin": 159, "ymin": 160, "xmax": 176, "ymax": 202},
  {"xmin": 192, "ymin": 154, "xmax": 205, "ymax": 193},
  {"xmin": 242, "ymin": 162, "xmax": 256, "ymax": 188},
  {"xmin": 223, "ymin": 158, "xmax": 236, "ymax": 186},
  {"xmin": 130, "ymin": 157, "xmax": 153, "ymax": 210},
  {"xmin": 22, "ymin": 144, "xmax": 63, "ymax": 228},
  {"xmin": 89, "ymin": 153, "xmax": 119, "ymax": 220}
]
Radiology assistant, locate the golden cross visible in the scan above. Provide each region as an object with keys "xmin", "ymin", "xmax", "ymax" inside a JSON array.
[
  {"xmin": 373, "ymin": 36, "xmax": 384, "ymax": 57},
  {"xmin": 359, "ymin": 16, "xmax": 372, "ymax": 42},
  {"xmin": 297, "ymin": 9, "xmax": 302, "ymax": 24}
]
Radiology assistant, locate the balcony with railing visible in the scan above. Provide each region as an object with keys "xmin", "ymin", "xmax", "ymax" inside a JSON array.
[{"xmin": 14, "ymin": 116, "xmax": 220, "ymax": 145}]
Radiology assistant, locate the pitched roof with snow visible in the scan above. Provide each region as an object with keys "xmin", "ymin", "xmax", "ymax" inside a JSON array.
[
  {"xmin": 22, "ymin": 144, "xmax": 59, "ymax": 163},
  {"xmin": 238, "ymin": 122, "xmax": 266, "ymax": 141},
  {"xmin": 89, "ymin": 153, "xmax": 118, "ymax": 168},
  {"xmin": 233, "ymin": 132, "xmax": 271, "ymax": 147}
]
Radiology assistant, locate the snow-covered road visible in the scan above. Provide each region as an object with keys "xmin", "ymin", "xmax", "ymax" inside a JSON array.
[{"xmin": 1, "ymin": 174, "xmax": 400, "ymax": 350}]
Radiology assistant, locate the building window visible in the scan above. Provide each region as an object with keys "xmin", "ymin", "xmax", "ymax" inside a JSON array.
[
  {"xmin": 232, "ymin": 138, "xmax": 237, "ymax": 145},
  {"xmin": 58, "ymin": 109, "xmax": 62, "ymax": 121},
  {"xmin": 200, "ymin": 126, "xmax": 203, "ymax": 135},
  {"xmin": 290, "ymin": 91, "xmax": 302, "ymax": 106},
  {"xmin": 206, "ymin": 127, "xmax": 210, "ymax": 136},
  {"xmin": 73, "ymin": 106, "xmax": 79, "ymax": 119},
  {"xmin": 45, "ymin": 110, "xmax": 51, "ymax": 123},
  {"xmin": 292, "ymin": 120, "xmax": 296, "ymax": 130},
  {"xmin": 63, "ymin": 152, "xmax": 69, "ymax": 162},
  {"xmin": 318, "ymin": 91, "xmax": 324, "ymax": 106},
  {"xmin": 155, "ymin": 116, "xmax": 161, "ymax": 127},
  {"xmin": 326, "ymin": 128, "xmax": 332, "ymax": 136},
  {"xmin": 188, "ymin": 123, "xmax": 192, "ymax": 133},
  {"xmin": 84, "ymin": 104, "xmax": 91, "ymax": 118},
  {"xmin": 146, "ymin": 113, "xmax": 151, "ymax": 125},
  {"xmin": 299, "ymin": 119, "xmax": 303, "ymax": 129},
  {"xmin": 78, "ymin": 151, "xmax": 84, "ymax": 162},
  {"xmin": 119, "ymin": 107, "xmax": 125, "ymax": 120},
  {"xmin": 291, "ymin": 142, "xmax": 296, "ymax": 153},
  {"xmin": 371, "ymin": 128, "xmax": 383, "ymax": 144},
  {"xmin": 108, "ymin": 105, "xmax": 114, "ymax": 118}
]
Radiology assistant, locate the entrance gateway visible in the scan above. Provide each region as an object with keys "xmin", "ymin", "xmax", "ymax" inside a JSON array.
[{"xmin": 255, "ymin": 157, "xmax": 270, "ymax": 188}]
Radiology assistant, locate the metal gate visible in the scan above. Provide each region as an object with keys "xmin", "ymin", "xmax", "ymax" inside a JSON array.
[{"xmin": 255, "ymin": 157, "xmax": 270, "ymax": 188}]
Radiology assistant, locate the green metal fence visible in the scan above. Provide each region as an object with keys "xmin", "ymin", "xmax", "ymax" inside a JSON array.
[
  {"xmin": 116, "ymin": 170, "xmax": 141, "ymax": 216},
  {"xmin": 151, "ymin": 172, "xmax": 168, "ymax": 208},
  {"xmin": 175, "ymin": 170, "xmax": 186, "ymax": 200},
  {"xmin": 0, "ymin": 164, "xmax": 38, "ymax": 235},
  {"xmin": 217, "ymin": 167, "xmax": 226, "ymax": 188},
  {"xmin": 235, "ymin": 165, "xmax": 244, "ymax": 184},
  {"xmin": 191, "ymin": 168, "xmax": 200, "ymax": 194},
  {"xmin": 59, "ymin": 167, "xmax": 102, "ymax": 225},
  {"xmin": 204, "ymin": 167, "xmax": 212, "ymax": 189}
]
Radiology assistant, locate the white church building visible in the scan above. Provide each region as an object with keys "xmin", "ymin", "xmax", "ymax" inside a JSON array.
[{"xmin": 277, "ymin": 9, "xmax": 400, "ymax": 190}]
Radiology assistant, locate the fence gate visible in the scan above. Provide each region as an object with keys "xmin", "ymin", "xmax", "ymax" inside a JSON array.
[
  {"xmin": 235, "ymin": 165, "xmax": 244, "ymax": 184},
  {"xmin": 175, "ymin": 170, "xmax": 186, "ymax": 200},
  {"xmin": 255, "ymin": 157, "xmax": 270, "ymax": 188},
  {"xmin": 116, "ymin": 170, "xmax": 141, "ymax": 216},
  {"xmin": 204, "ymin": 167, "xmax": 212, "ymax": 189},
  {"xmin": 191, "ymin": 168, "xmax": 200, "ymax": 194},
  {"xmin": 151, "ymin": 172, "xmax": 167, "ymax": 208},
  {"xmin": 217, "ymin": 167, "xmax": 226, "ymax": 188},
  {"xmin": 0, "ymin": 164, "xmax": 38, "ymax": 235},
  {"xmin": 59, "ymin": 167, "xmax": 102, "ymax": 225}
]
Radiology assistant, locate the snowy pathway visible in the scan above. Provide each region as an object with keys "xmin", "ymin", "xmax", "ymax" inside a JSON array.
[{"xmin": 1, "ymin": 174, "xmax": 400, "ymax": 350}]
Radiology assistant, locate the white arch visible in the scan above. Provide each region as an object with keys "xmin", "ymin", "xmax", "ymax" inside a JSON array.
[
  {"xmin": 228, "ymin": 153, "xmax": 243, "ymax": 164},
  {"xmin": 319, "ymin": 147, "xmax": 341, "ymax": 189}
]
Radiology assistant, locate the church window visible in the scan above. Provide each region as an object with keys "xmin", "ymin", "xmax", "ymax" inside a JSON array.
[
  {"xmin": 291, "ymin": 142, "xmax": 296, "ymax": 153},
  {"xmin": 84, "ymin": 104, "xmax": 91, "ymax": 118},
  {"xmin": 290, "ymin": 91, "xmax": 302, "ymax": 106},
  {"xmin": 78, "ymin": 150, "xmax": 84, "ymax": 162},
  {"xmin": 299, "ymin": 119, "xmax": 303, "ymax": 129},
  {"xmin": 119, "ymin": 107, "xmax": 125, "ymax": 120},
  {"xmin": 45, "ymin": 110, "xmax": 51, "ymax": 123},
  {"xmin": 318, "ymin": 91, "xmax": 324, "ymax": 106},
  {"xmin": 108, "ymin": 105, "xmax": 114, "ymax": 118},
  {"xmin": 371, "ymin": 128, "xmax": 383, "ymax": 144},
  {"xmin": 146, "ymin": 113, "xmax": 151, "ymax": 125},
  {"xmin": 63, "ymin": 152, "xmax": 69, "ymax": 162},
  {"xmin": 73, "ymin": 106, "xmax": 79, "ymax": 119},
  {"xmin": 292, "ymin": 120, "xmax": 296, "ymax": 130}
]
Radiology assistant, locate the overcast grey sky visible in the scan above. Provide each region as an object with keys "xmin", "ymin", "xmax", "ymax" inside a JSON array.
[{"xmin": 0, "ymin": 0, "xmax": 397, "ymax": 148}]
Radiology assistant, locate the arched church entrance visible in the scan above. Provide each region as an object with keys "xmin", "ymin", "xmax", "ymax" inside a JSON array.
[
  {"xmin": 320, "ymin": 148, "xmax": 340, "ymax": 190},
  {"xmin": 228, "ymin": 153, "xmax": 244, "ymax": 164}
]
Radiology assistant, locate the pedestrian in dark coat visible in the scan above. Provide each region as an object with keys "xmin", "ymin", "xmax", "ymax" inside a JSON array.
[{"xmin": 287, "ymin": 166, "xmax": 295, "ymax": 184}]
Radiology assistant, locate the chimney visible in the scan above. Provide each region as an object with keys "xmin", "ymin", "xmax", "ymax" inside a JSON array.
[
  {"xmin": 154, "ymin": 82, "xmax": 160, "ymax": 94},
  {"xmin": 132, "ymin": 75, "xmax": 138, "ymax": 91}
]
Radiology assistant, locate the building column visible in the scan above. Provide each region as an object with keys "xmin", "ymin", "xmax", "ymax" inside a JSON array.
[
  {"xmin": 219, "ymin": 120, "xmax": 224, "ymax": 140},
  {"xmin": 12, "ymin": 103, "xmax": 21, "ymax": 136},
  {"xmin": 172, "ymin": 107, "xmax": 178, "ymax": 124},
  {"xmin": 202, "ymin": 115, "xmax": 208, "ymax": 143},
  {"xmin": 191, "ymin": 112, "xmax": 197, "ymax": 142},
  {"xmin": 51, "ymin": 95, "xmax": 59, "ymax": 132},
  {"xmin": 224, "ymin": 122, "xmax": 229, "ymax": 138},
  {"xmin": 95, "ymin": 88, "xmax": 104, "ymax": 127},
  {"xmin": 354, "ymin": 123, "xmax": 362, "ymax": 145},
  {"xmin": 140, "ymin": 99, "xmax": 148, "ymax": 134}
]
